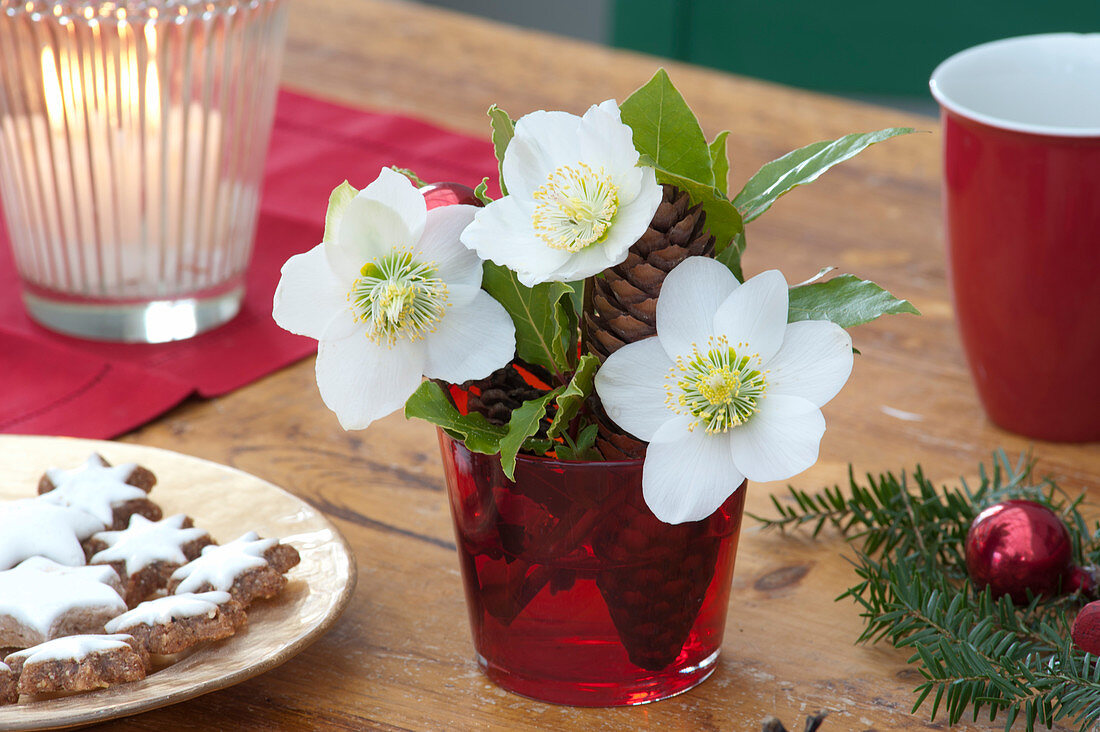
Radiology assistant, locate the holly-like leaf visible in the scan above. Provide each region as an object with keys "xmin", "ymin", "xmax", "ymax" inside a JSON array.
[
  {"xmin": 621, "ymin": 68, "xmax": 714, "ymax": 190},
  {"xmin": 488, "ymin": 105, "xmax": 514, "ymax": 196},
  {"xmin": 323, "ymin": 181, "xmax": 358, "ymax": 244},
  {"xmin": 547, "ymin": 354, "xmax": 599, "ymax": 439},
  {"xmin": 788, "ymin": 274, "xmax": 920, "ymax": 328},
  {"xmin": 403, "ymin": 381, "xmax": 506, "ymax": 454},
  {"xmin": 733, "ymin": 128, "xmax": 917, "ymax": 223},
  {"xmin": 473, "ymin": 177, "xmax": 493, "ymax": 205},
  {"xmin": 709, "ymin": 130, "xmax": 731, "ymax": 197},
  {"xmin": 499, "ymin": 388, "xmax": 562, "ymax": 479},
  {"xmin": 481, "ymin": 261, "xmax": 574, "ymax": 378}
]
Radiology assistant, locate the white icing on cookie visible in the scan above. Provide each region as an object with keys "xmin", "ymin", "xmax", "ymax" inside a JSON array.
[
  {"xmin": 171, "ymin": 532, "xmax": 278, "ymax": 594},
  {"xmin": 0, "ymin": 499, "xmax": 105, "ymax": 570},
  {"xmin": 38, "ymin": 455, "xmax": 145, "ymax": 525},
  {"xmin": 90, "ymin": 514, "xmax": 209, "ymax": 575},
  {"xmin": 6, "ymin": 634, "xmax": 134, "ymax": 664},
  {"xmin": 44, "ymin": 454, "xmax": 136, "ymax": 488},
  {"xmin": 105, "ymin": 592, "xmax": 232, "ymax": 633},
  {"xmin": 0, "ymin": 661, "xmax": 9, "ymax": 673},
  {"xmin": 0, "ymin": 557, "xmax": 126, "ymax": 639}
]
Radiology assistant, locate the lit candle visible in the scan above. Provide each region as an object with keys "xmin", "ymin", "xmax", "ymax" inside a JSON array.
[
  {"xmin": 36, "ymin": 18, "xmax": 223, "ymax": 298},
  {"xmin": 0, "ymin": 0, "xmax": 287, "ymax": 342}
]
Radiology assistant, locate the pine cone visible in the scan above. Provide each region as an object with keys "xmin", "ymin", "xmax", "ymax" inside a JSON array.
[
  {"xmin": 462, "ymin": 361, "xmax": 551, "ymax": 426},
  {"xmin": 592, "ymin": 489, "xmax": 722, "ymax": 670},
  {"xmin": 582, "ymin": 184, "xmax": 716, "ymax": 364},
  {"xmin": 582, "ymin": 184, "xmax": 716, "ymax": 459}
]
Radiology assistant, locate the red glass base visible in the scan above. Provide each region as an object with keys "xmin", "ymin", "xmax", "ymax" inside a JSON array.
[{"xmin": 438, "ymin": 432, "xmax": 747, "ymax": 706}]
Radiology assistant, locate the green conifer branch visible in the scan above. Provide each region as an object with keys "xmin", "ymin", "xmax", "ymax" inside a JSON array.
[{"xmin": 753, "ymin": 450, "xmax": 1100, "ymax": 731}]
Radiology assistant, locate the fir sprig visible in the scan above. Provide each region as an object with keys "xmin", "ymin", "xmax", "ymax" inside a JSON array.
[{"xmin": 752, "ymin": 450, "xmax": 1100, "ymax": 731}]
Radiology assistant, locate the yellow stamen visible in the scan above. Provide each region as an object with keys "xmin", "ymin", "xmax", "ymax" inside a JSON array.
[
  {"xmin": 664, "ymin": 336, "xmax": 767, "ymax": 433},
  {"xmin": 531, "ymin": 162, "xmax": 619, "ymax": 252},
  {"xmin": 348, "ymin": 249, "xmax": 448, "ymax": 346}
]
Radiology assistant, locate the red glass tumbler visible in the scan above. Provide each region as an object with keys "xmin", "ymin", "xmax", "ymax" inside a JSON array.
[{"xmin": 437, "ymin": 431, "xmax": 747, "ymax": 706}]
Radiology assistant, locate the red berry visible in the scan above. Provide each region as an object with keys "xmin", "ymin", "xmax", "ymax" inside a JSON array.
[
  {"xmin": 1073, "ymin": 601, "xmax": 1100, "ymax": 654},
  {"xmin": 420, "ymin": 182, "xmax": 482, "ymax": 209},
  {"xmin": 965, "ymin": 500, "xmax": 1073, "ymax": 604}
]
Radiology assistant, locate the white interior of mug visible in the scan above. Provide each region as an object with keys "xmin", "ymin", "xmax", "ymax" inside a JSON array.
[{"xmin": 929, "ymin": 33, "xmax": 1100, "ymax": 137}]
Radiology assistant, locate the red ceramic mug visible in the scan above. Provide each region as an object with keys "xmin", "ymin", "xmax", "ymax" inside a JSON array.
[{"xmin": 930, "ymin": 34, "xmax": 1100, "ymax": 442}]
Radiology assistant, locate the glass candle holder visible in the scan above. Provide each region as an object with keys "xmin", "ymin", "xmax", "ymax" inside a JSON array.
[{"xmin": 0, "ymin": 0, "xmax": 287, "ymax": 342}]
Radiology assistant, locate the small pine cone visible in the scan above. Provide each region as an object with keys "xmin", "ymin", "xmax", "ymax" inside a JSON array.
[
  {"xmin": 582, "ymin": 184, "xmax": 716, "ymax": 458},
  {"xmin": 463, "ymin": 361, "xmax": 551, "ymax": 427}
]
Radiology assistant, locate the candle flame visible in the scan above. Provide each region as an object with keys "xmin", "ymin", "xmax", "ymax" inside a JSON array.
[
  {"xmin": 58, "ymin": 48, "xmax": 83, "ymax": 122},
  {"xmin": 40, "ymin": 47, "xmax": 64, "ymax": 123},
  {"xmin": 41, "ymin": 23, "xmax": 160, "ymax": 132},
  {"xmin": 143, "ymin": 21, "xmax": 159, "ymax": 123}
]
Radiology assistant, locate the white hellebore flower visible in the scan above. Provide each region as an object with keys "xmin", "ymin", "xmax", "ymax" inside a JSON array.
[
  {"xmin": 594, "ymin": 257, "xmax": 854, "ymax": 525},
  {"xmin": 272, "ymin": 167, "xmax": 516, "ymax": 430},
  {"xmin": 460, "ymin": 100, "xmax": 662, "ymax": 286}
]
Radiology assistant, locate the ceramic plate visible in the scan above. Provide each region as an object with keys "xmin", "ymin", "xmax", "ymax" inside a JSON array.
[{"xmin": 0, "ymin": 435, "xmax": 357, "ymax": 730}]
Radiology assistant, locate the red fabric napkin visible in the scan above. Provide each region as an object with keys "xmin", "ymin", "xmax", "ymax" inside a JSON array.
[{"xmin": 0, "ymin": 89, "xmax": 496, "ymax": 438}]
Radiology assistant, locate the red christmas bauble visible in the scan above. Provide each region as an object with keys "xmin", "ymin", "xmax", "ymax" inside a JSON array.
[
  {"xmin": 964, "ymin": 499, "xmax": 1073, "ymax": 604},
  {"xmin": 1072, "ymin": 601, "xmax": 1100, "ymax": 655},
  {"xmin": 420, "ymin": 182, "xmax": 482, "ymax": 210}
]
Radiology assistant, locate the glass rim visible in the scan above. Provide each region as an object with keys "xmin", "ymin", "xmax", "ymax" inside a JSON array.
[{"xmin": 1, "ymin": 0, "xmax": 281, "ymax": 23}]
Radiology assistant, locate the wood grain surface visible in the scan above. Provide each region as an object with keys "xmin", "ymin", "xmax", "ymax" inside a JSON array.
[{"xmin": 87, "ymin": 1, "xmax": 1099, "ymax": 729}]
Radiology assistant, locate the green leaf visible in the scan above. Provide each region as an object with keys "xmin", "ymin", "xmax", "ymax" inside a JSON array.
[
  {"xmin": 554, "ymin": 423, "xmax": 602, "ymax": 462},
  {"xmin": 481, "ymin": 261, "xmax": 574, "ymax": 378},
  {"xmin": 389, "ymin": 166, "xmax": 427, "ymax": 188},
  {"xmin": 788, "ymin": 274, "xmax": 920, "ymax": 328},
  {"xmin": 521, "ymin": 436, "xmax": 554, "ymax": 455},
  {"xmin": 499, "ymin": 389, "xmax": 562, "ymax": 479},
  {"xmin": 733, "ymin": 128, "xmax": 917, "ymax": 223},
  {"xmin": 565, "ymin": 280, "xmax": 584, "ymax": 322},
  {"xmin": 554, "ymin": 292, "xmax": 579, "ymax": 372},
  {"xmin": 323, "ymin": 181, "xmax": 358, "ymax": 244},
  {"xmin": 554, "ymin": 281, "xmax": 583, "ymax": 372},
  {"xmin": 637, "ymin": 154, "xmax": 720, "ymax": 207},
  {"xmin": 699, "ymin": 197, "xmax": 745, "ymax": 279},
  {"xmin": 709, "ymin": 130, "xmax": 731, "ymax": 197},
  {"xmin": 488, "ymin": 105, "xmax": 515, "ymax": 196},
  {"xmin": 547, "ymin": 354, "xmax": 599, "ymax": 439},
  {"xmin": 403, "ymin": 381, "xmax": 506, "ymax": 454},
  {"xmin": 620, "ymin": 68, "xmax": 714, "ymax": 190},
  {"xmin": 714, "ymin": 235, "xmax": 743, "ymax": 282},
  {"xmin": 473, "ymin": 177, "xmax": 492, "ymax": 205}
]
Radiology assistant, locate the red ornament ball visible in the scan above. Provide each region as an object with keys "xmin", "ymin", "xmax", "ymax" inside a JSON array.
[
  {"xmin": 964, "ymin": 499, "xmax": 1073, "ymax": 604},
  {"xmin": 420, "ymin": 182, "xmax": 482, "ymax": 210},
  {"xmin": 1073, "ymin": 601, "xmax": 1100, "ymax": 655}
]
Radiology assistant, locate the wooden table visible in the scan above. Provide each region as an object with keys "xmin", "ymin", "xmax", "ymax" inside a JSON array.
[{"xmin": 101, "ymin": 1, "xmax": 1099, "ymax": 729}]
